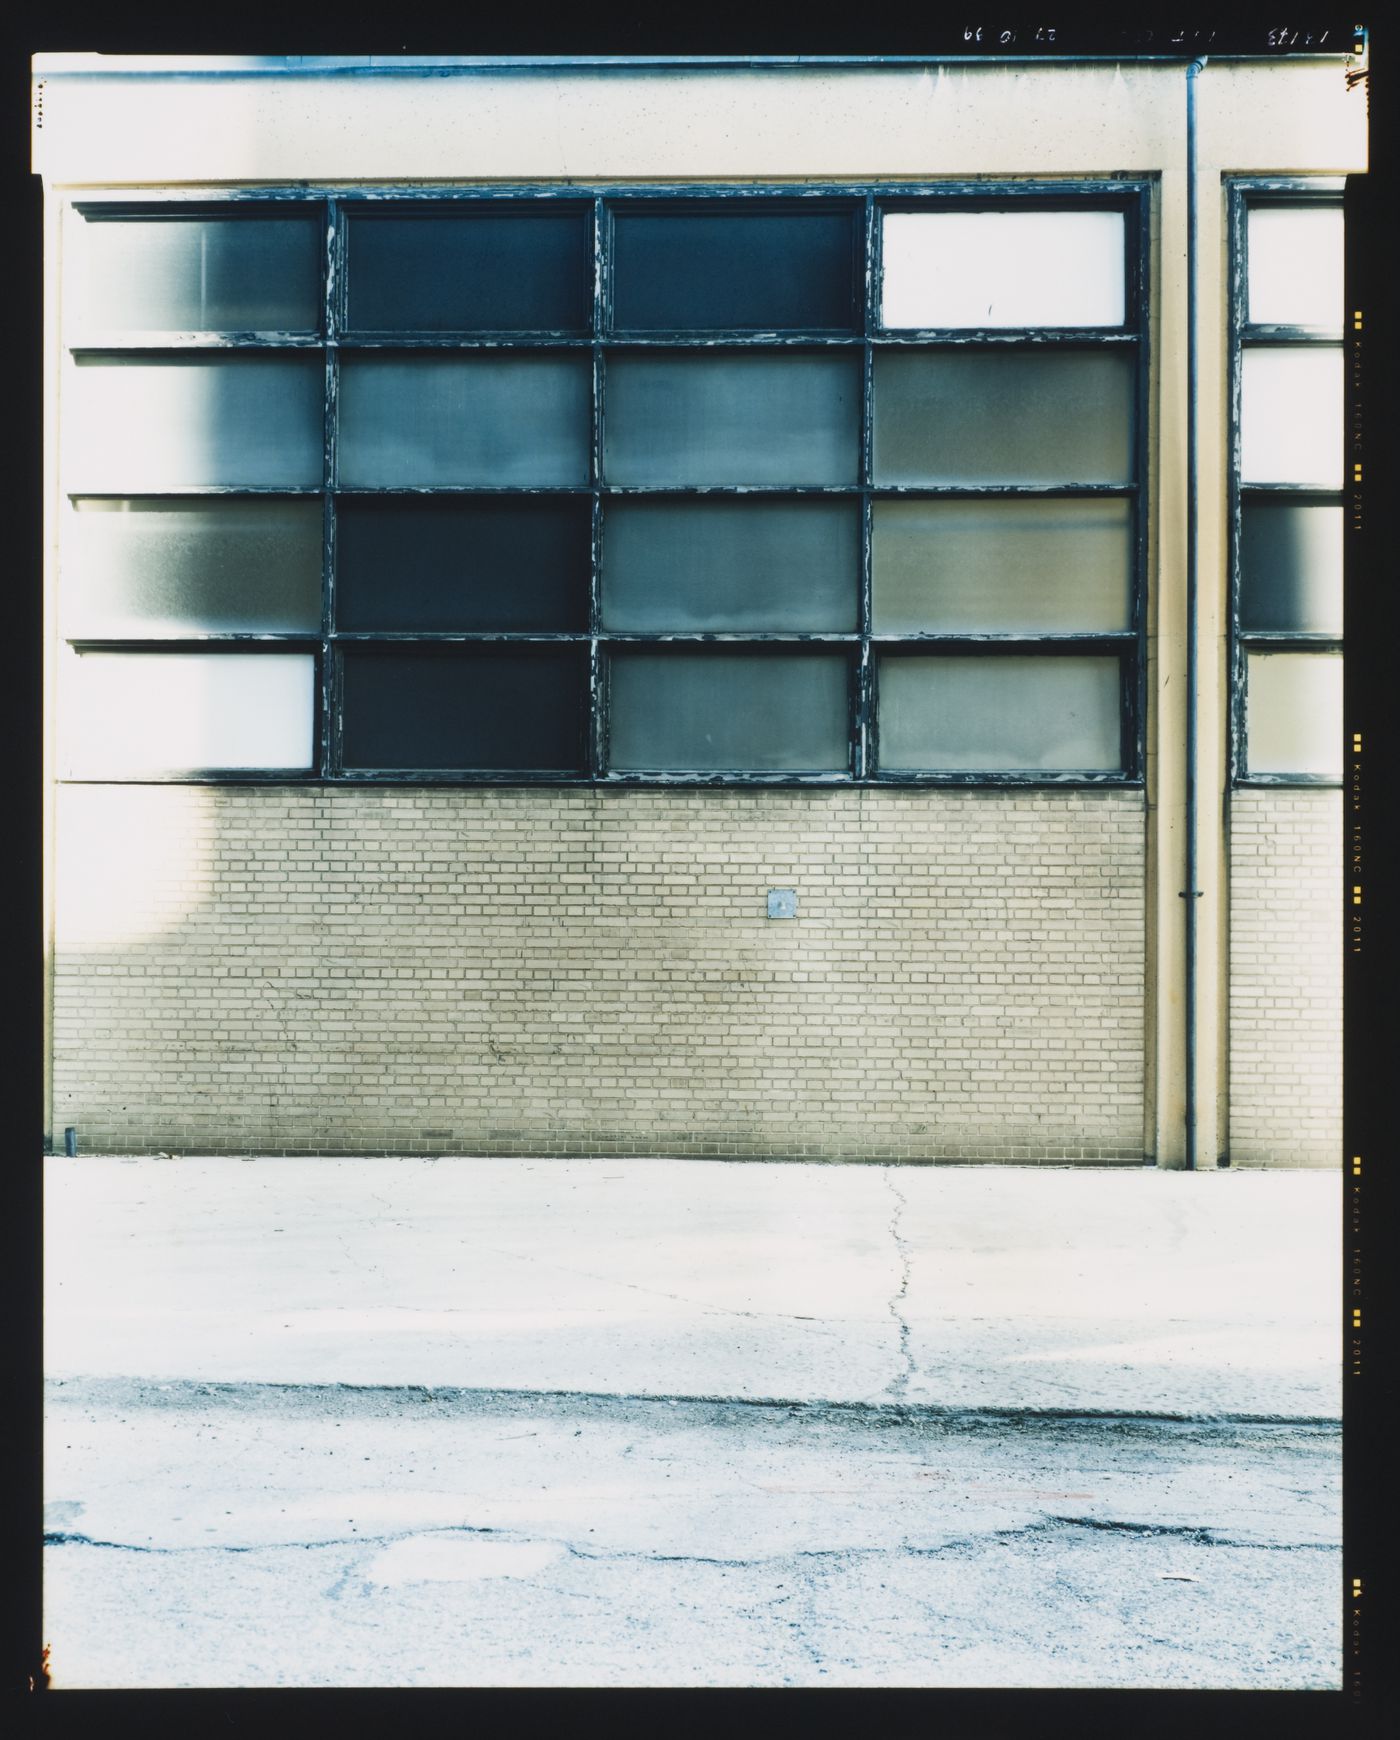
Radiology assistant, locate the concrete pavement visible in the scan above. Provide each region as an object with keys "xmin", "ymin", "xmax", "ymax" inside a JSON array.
[
  {"xmin": 42, "ymin": 1157, "xmax": 1344, "ymax": 1688},
  {"xmin": 45, "ymin": 1156, "xmax": 1341, "ymax": 1417}
]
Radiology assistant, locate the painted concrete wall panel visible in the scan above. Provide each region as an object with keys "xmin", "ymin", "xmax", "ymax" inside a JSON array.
[{"xmin": 33, "ymin": 63, "xmax": 1366, "ymax": 187}]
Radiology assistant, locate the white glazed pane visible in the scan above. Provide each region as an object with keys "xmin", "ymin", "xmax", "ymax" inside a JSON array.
[
  {"xmin": 880, "ymin": 211, "xmax": 1125, "ymax": 329},
  {"xmin": 69, "ymin": 212, "xmax": 322, "ymax": 334},
  {"xmin": 63, "ymin": 355, "xmax": 324, "ymax": 491},
  {"xmin": 61, "ymin": 650, "xmax": 316, "ymax": 776},
  {"xmin": 1240, "ymin": 348, "xmax": 1344, "ymax": 486},
  {"xmin": 1247, "ymin": 206, "xmax": 1345, "ymax": 329},
  {"xmin": 1245, "ymin": 651, "xmax": 1343, "ymax": 778}
]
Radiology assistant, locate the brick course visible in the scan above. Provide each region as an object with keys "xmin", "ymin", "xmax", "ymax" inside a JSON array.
[
  {"xmin": 53, "ymin": 785, "xmax": 1147, "ymax": 1160},
  {"xmin": 1227, "ymin": 788, "xmax": 1342, "ymax": 1168}
]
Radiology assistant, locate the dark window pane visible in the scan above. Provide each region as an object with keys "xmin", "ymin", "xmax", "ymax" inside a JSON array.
[
  {"xmin": 336, "ymin": 498, "xmax": 591, "ymax": 631},
  {"xmin": 872, "ymin": 498, "xmax": 1132, "ymax": 633},
  {"xmin": 607, "ymin": 649, "xmax": 849, "ymax": 771},
  {"xmin": 1240, "ymin": 501, "xmax": 1343, "ymax": 634},
  {"xmin": 610, "ymin": 209, "xmax": 857, "ymax": 332},
  {"xmin": 72, "ymin": 212, "xmax": 321, "ymax": 332},
  {"xmin": 602, "ymin": 500, "xmax": 858, "ymax": 632},
  {"xmin": 604, "ymin": 354, "xmax": 859, "ymax": 486},
  {"xmin": 872, "ymin": 350, "xmax": 1133, "ymax": 485},
  {"xmin": 877, "ymin": 653, "xmax": 1123, "ymax": 771},
  {"xmin": 338, "ymin": 355, "xmax": 590, "ymax": 487},
  {"xmin": 340, "ymin": 645, "xmax": 587, "ymax": 771},
  {"xmin": 64, "ymin": 498, "xmax": 323, "ymax": 636},
  {"xmin": 66, "ymin": 354, "xmax": 324, "ymax": 490},
  {"xmin": 344, "ymin": 210, "xmax": 591, "ymax": 333}
]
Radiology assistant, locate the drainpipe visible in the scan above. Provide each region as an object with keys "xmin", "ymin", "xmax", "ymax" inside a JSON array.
[{"xmin": 1184, "ymin": 56, "xmax": 1208, "ymax": 1169}]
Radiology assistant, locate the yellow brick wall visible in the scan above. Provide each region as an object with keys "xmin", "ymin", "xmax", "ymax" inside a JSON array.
[
  {"xmin": 53, "ymin": 784, "xmax": 1147, "ymax": 1160},
  {"xmin": 1228, "ymin": 789, "xmax": 1343, "ymax": 1167}
]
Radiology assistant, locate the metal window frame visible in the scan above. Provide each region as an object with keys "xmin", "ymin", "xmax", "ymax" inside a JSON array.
[
  {"xmin": 1227, "ymin": 176, "xmax": 1345, "ymax": 788},
  {"xmin": 59, "ymin": 178, "xmax": 1151, "ymax": 788}
]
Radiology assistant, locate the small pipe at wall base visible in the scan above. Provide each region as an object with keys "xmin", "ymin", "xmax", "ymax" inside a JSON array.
[
  {"xmin": 1183, "ymin": 55, "xmax": 1208, "ymax": 1172},
  {"xmin": 64, "ymin": 1127, "xmax": 77, "ymax": 1157}
]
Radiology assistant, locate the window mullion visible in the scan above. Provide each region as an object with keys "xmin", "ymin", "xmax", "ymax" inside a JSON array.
[
  {"xmin": 590, "ymin": 195, "xmax": 606, "ymax": 781},
  {"xmin": 856, "ymin": 192, "xmax": 876, "ymax": 779},
  {"xmin": 322, "ymin": 196, "xmax": 339, "ymax": 781}
]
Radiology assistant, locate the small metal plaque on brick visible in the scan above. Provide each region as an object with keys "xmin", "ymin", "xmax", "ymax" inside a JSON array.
[{"xmin": 767, "ymin": 889, "xmax": 797, "ymax": 919}]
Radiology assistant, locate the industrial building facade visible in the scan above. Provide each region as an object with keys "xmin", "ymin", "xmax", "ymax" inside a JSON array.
[{"xmin": 35, "ymin": 52, "xmax": 1364, "ymax": 1165}]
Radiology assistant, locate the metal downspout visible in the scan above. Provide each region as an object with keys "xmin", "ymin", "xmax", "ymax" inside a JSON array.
[{"xmin": 1184, "ymin": 56, "xmax": 1208, "ymax": 1169}]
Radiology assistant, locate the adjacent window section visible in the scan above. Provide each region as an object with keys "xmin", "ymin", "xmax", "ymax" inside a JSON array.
[
  {"xmin": 1235, "ymin": 191, "xmax": 1344, "ymax": 782},
  {"xmin": 60, "ymin": 188, "xmax": 1144, "ymax": 784}
]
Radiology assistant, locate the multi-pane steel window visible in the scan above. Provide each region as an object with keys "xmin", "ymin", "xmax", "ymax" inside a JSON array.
[
  {"xmin": 1232, "ymin": 186, "xmax": 1345, "ymax": 782},
  {"xmin": 57, "ymin": 187, "xmax": 1146, "ymax": 783}
]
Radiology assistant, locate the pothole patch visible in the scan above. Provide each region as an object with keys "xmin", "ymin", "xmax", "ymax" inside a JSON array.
[{"xmin": 364, "ymin": 1533, "xmax": 566, "ymax": 1587}]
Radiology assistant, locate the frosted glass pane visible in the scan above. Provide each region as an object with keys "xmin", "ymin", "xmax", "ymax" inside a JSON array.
[
  {"xmin": 604, "ymin": 355, "xmax": 859, "ymax": 486},
  {"xmin": 345, "ymin": 210, "xmax": 590, "ymax": 333},
  {"xmin": 72, "ymin": 212, "xmax": 321, "ymax": 332},
  {"xmin": 878, "ymin": 654, "xmax": 1122, "ymax": 771},
  {"xmin": 65, "ymin": 355, "xmax": 324, "ymax": 490},
  {"xmin": 338, "ymin": 356, "xmax": 590, "ymax": 487},
  {"xmin": 1240, "ymin": 349, "xmax": 1343, "ymax": 486},
  {"xmin": 607, "ymin": 650, "xmax": 849, "ymax": 771},
  {"xmin": 602, "ymin": 500, "xmax": 858, "ymax": 631},
  {"xmin": 341, "ymin": 646, "xmax": 587, "ymax": 771},
  {"xmin": 881, "ymin": 211, "xmax": 1126, "ymax": 329},
  {"xmin": 63, "ymin": 498, "xmax": 322, "ymax": 635},
  {"xmin": 872, "ymin": 498, "xmax": 1131, "ymax": 632},
  {"xmin": 611, "ymin": 210, "xmax": 858, "ymax": 332},
  {"xmin": 61, "ymin": 650, "xmax": 315, "ymax": 776},
  {"xmin": 1240, "ymin": 501, "xmax": 1343, "ymax": 634},
  {"xmin": 1246, "ymin": 651, "xmax": 1343, "ymax": 777},
  {"xmin": 872, "ymin": 351, "xmax": 1132, "ymax": 485},
  {"xmin": 1247, "ymin": 206, "xmax": 1344, "ymax": 328},
  {"xmin": 336, "ymin": 498, "xmax": 590, "ymax": 632}
]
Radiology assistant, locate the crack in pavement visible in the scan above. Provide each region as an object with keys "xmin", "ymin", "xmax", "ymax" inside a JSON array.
[
  {"xmin": 46, "ymin": 1516, "xmax": 1336, "ymax": 1563},
  {"xmin": 882, "ymin": 1168, "xmax": 915, "ymax": 1403}
]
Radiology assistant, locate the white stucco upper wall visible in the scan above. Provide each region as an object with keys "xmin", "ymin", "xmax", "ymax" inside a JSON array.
[{"xmin": 31, "ymin": 60, "xmax": 1367, "ymax": 187}]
